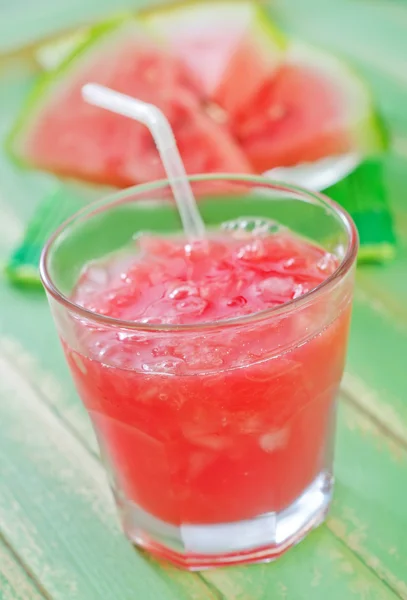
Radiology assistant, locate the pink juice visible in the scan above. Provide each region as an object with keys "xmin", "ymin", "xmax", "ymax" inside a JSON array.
[{"xmin": 65, "ymin": 230, "xmax": 352, "ymax": 527}]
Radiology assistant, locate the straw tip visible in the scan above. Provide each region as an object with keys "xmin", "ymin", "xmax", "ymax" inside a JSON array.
[{"xmin": 81, "ymin": 82, "xmax": 102, "ymax": 103}]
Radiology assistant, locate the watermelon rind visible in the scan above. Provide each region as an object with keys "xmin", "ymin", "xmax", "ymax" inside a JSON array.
[
  {"xmin": 35, "ymin": 30, "xmax": 90, "ymax": 71},
  {"xmin": 286, "ymin": 42, "xmax": 388, "ymax": 154},
  {"xmin": 7, "ymin": 15, "xmax": 134, "ymax": 168},
  {"xmin": 35, "ymin": 1, "xmax": 286, "ymax": 74},
  {"xmin": 8, "ymin": 7, "xmax": 387, "ymax": 176}
]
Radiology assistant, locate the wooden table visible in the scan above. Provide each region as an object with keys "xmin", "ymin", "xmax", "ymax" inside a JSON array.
[{"xmin": 0, "ymin": 1, "xmax": 406, "ymax": 598}]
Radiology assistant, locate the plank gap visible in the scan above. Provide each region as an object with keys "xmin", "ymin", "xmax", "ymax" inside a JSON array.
[
  {"xmin": 0, "ymin": 530, "xmax": 52, "ymax": 600},
  {"xmin": 340, "ymin": 384, "xmax": 407, "ymax": 453},
  {"xmin": 325, "ymin": 516, "xmax": 405, "ymax": 600},
  {"xmin": 196, "ymin": 573, "xmax": 226, "ymax": 600}
]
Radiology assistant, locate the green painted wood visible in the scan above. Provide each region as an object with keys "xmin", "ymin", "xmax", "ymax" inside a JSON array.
[
  {"xmin": 330, "ymin": 400, "xmax": 407, "ymax": 598},
  {"xmin": 0, "ymin": 538, "xmax": 46, "ymax": 600},
  {"xmin": 344, "ymin": 295, "xmax": 407, "ymax": 445},
  {"xmin": 0, "ymin": 1, "xmax": 407, "ymax": 598}
]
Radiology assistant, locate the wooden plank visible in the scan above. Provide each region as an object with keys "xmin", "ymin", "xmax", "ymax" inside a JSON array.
[
  {"xmin": 0, "ymin": 352, "xmax": 217, "ymax": 600},
  {"xmin": 0, "ymin": 537, "xmax": 46, "ymax": 600},
  {"xmin": 343, "ymin": 294, "xmax": 407, "ymax": 446},
  {"xmin": 331, "ymin": 399, "xmax": 407, "ymax": 598}
]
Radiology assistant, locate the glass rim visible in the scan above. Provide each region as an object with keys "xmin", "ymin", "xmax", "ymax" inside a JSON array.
[{"xmin": 40, "ymin": 173, "xmax": 359, "ymax": 332}]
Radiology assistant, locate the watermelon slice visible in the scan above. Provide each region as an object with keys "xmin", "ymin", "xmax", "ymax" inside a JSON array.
[
  {"xmin": 9, "ymin": 19, "xmax": 252, "ymax": 188},
  {"xmin": 234, "ymin": 43, "xmax": 386, "ymax": 173},
  {"xmin": 143, "ymin": 0, "xmax": 286, "ymax": 116}
]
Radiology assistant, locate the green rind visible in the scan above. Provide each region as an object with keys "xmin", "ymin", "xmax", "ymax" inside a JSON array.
[
  {"xmin": 6, "ymin": 14, "xmax": 133, "ymax": 168},
  {"xmin": 35, "ymin": 1, "xmax": 287, "ymax": 72},
  {"xmin": 339, "ymin": 60, "xmax": 389, "ymax": 153},
  {"xmin": 369, "ymin": 108, "xmax": 390, "ymax": 152},
  {"xmin": 35, "ymin": 29, "xmax": 90, "ymax": 71},
  {"xmin": 352, "ymin": 95, "xmax": 389, "ymax": 154},
  {"xmin": 251, "ymin": 1, "xmax": 288, "ymax": 53}
]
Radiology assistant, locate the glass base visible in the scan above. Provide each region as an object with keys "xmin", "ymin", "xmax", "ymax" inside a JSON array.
[{"xmin": 116, "ymin": 470, "xmax": 333, "ymax": 570}]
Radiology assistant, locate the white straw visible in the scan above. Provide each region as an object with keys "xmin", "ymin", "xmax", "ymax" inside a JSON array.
[{"xmin": 82, "ymin": 83, "xmax": 206, "ymax": 240}]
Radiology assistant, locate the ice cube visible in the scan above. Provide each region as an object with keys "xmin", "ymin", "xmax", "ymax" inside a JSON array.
[
  {"xmin": 120, "ymin": 273, "xmax": 133, "ymax": 284},
  {"xmin": 151, "ymin": 344, "xmax": 172, "ymax": 358},
  {"xmin": 191, "ymin": 433, "xmax": 231, "ymax": 451},
  {"xmin": 236, "ymin": 239, "xmax": 267, "ymax": 261},
  {"xmin": 175, "ymin": 296, "xmax": 208, "ymax": 315},
  {"xmin": 317, "ymin": 253, "xmax": 337, "ymax": 274},
  {"xmin": 71, "ymin": 351, "xmax": 87, "ymax": 375},
  {"xmin": 148, "ymin": 264, "xmax": 170, "ymax": 286},
  {"xmin": 85, "ymin": 265, "xmax": 109, "ymax": 287},
  {"xmin": 293, "ymin": 283, "xmax": 309, "ymax": 299},
  {"xmin": 139, "ymin": 315, "xmax": 177, "ymax": 325},
  {"xmin": 259, "ymin": 429, "xmax": 289, "ymax": 453},
  {"xmin": 117, "ymin": 331, "xmax": 150, "ymax": 345},
  {"xmin": 187, "ymin": 451, "xmax": 219, "ymax": 479},
  {"xmin": 168, "ymin": 284, "xmax": 200, "ymax": 300},
  {"xmin": 184, "ymin": 240, "xmax": 210, "ymax": 259},
  {"xmin": 137, "ymin": 234, "xmax": 179, "ymax": 257},
  {"xmin": 182, "ymin": 413, "xmax": 231, "ymax": 450},
  {"xmin": 175, "ymin": 343, "xmax": 227, "ymax": 370},
  {"xmin": 282, "ymin": 256, "xmax": 308, "ymax": 274},
  {"xmin": 255, "ymin": 276, "xmax": 294, "ymax": 301},
  {"xmin": 107, "ymin": 287, "xmax": 139, "ymax": 309}
]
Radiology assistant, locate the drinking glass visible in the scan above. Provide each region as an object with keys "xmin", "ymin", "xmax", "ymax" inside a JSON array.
[{"xmin": 40, "ymin": 174, "xmax": 358, "ymax": 569}]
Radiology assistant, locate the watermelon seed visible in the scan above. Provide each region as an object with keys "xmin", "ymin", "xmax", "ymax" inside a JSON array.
[
  {"xmin": 267, "ymin": 104, "xmax": 286, "ymax": 121},
  {"xmin": 205, "ymin": 102, "xmax": 229, "ymax": 125}
]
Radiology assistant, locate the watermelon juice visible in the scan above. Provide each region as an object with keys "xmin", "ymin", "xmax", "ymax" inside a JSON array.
[{"xmin": 40, "ymin": 176, "xmax": 357, "ymax": 568}]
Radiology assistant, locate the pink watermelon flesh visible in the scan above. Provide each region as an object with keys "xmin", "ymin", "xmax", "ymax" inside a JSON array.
[
  {"xmin": 234, "ymin": 64, "xmax": 355, "ymax": 173},
  {"xmin": 213, "ymin": 35, "xmax": 280, "ymax": 117},
  {"xmin": 16, "ymin": 25, "xmax": 252, "ymax": 187},
  {"xmin": 144, "ymin": 1, "xmax": 285, "ymax": 117}
]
